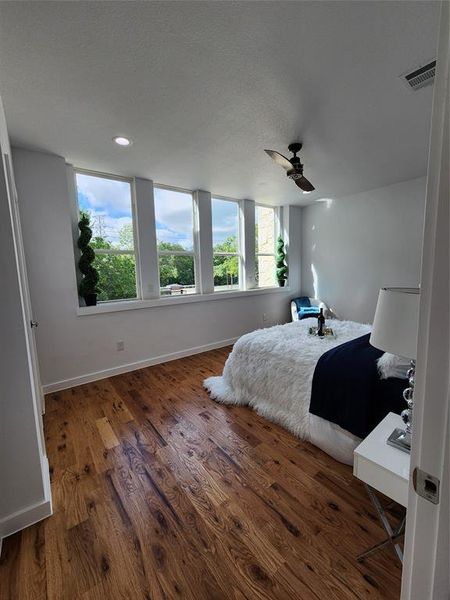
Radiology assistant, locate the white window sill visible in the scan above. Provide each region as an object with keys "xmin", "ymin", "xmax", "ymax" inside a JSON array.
[{"xmin": 77, "ymin": 286, "xmax": 291, "ymax": 316}]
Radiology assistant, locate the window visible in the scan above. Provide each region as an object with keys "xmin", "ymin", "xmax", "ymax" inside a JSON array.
[
  {"xmin": 154, "ymin": 186, "xmax": 197, "ymax": 296},
  {"xmin": 75, "ymin": 171, "xmax": 138, "ymax": 302},
  {"xmin": 255, "ymin": 205, "xmax": 277, "ymax": 287},
  {"xmin": 74, "ymin": 168, "xmax": 289, "ymax": 310},
  {"xmin": 212, "ymin": 197, "xmax": 241, "ymax": 291}
]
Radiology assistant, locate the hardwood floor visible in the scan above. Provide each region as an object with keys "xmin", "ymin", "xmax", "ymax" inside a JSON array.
[{"xmin": 0, "ymin": 347, "xmax": 402, "ymax": 599}]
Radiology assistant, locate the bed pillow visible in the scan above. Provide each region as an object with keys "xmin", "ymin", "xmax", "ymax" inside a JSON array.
[
  {"xmin": 377, "ymin": 352, "xmax": 410, "ymax": 380},
  {"xmin": 299, "ymin": 307, "xmax": 320, "ymax": 320}
]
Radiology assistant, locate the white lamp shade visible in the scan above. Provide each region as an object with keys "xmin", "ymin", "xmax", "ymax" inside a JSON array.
[{"xmin": 370, "ymin": 288, "xmax": 420, "ymax": 359}]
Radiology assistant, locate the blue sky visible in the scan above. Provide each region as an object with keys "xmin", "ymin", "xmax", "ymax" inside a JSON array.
[
  {"xmin": 211, "ymin": 198, "xmax": 238, "ymax": 247},
  {"xmin": 77, "ymin": 173, "xmax": 238, "ymax": 250},
  {"xmin": 77, "ymin": 173, "xmax": 133, "ymax": 247},
  {"xmin": 154, "ymin": 187, "xmax": 194, "ymax": 250}
]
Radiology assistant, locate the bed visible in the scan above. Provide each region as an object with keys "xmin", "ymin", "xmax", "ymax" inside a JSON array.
[{"xmin": 204, "ymin": 319, "xmax": 406, "ymax": 465}]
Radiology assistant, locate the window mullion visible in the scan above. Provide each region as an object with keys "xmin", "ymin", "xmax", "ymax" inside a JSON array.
[
  {"xmin": 241, "ymin": 199, "xmax": 256, "ymax": 291},
  {"xmin": 194, "ymin": 190, "xmax": 214, "ymax": 294},
  {"xmin": 134, "ymin": 177, "xmax": 160, "ymax": 299}
]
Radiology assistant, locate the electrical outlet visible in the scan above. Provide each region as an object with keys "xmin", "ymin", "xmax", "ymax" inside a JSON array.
[
  {"xmin": 116, "ymin": 341, "xmax": 125, "ymax": 351},
  {"xmin": 262, "ymin": 313, "xmax": 267, "ymax": 322}
]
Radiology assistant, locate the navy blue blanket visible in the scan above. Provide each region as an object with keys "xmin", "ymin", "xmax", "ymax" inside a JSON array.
[{"xmin": 309, "ymin": 334, "xmax": 406, "ymax": 439}]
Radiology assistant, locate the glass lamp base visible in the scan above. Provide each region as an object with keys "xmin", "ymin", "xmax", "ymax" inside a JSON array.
[{"xmin": 387, "ymin": 427, "xmax": 411, "ymax": 454}]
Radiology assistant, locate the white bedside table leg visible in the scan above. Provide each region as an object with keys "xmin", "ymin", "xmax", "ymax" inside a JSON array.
[{"xmin": 357, "ymin": 484, "xmax": 406, "ymax": 564}]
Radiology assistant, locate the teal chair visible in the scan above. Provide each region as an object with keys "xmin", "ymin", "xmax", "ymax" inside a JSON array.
[{"xmin": 291, "ymin": 297, "xmax": 330, "ymax": 321}]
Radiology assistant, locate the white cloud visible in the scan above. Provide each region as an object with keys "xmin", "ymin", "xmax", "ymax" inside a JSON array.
[
  {"xmin": 77, "ymin": 173, "xmax": 132, "ymax": 216},
  {"xmin": 154, "ymin": 188, "xmax": 194, "ymax": 248},
  {"xmin": 154, "ymin": 188, "xmax": 193, "ymax": 235},
  {"xmin": 212, "ymin": 199, "xmax": 238, "ymax": 243}
]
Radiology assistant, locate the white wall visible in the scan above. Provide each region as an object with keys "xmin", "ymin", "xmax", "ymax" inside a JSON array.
[
  {"xmin": 13, "ymin": 147, "xmax": 302, "ymax": 391},
  {"xmin": 301, "ymin": 177, "xmax": 426, "ymax": 323},
  {"xmin": 0, "ymin": 101, "xmax": 50, "ymax": 544}
]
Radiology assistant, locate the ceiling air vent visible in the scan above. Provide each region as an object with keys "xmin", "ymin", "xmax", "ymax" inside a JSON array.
[{"xmin": 401, "ymin": 60, "xmax": 436, "ymax": 91}]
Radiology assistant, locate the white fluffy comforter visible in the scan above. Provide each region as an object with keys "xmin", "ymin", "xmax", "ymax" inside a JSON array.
[{"xmin": 204, "ymin": 319, "xmax": 371, "ymax": 443}]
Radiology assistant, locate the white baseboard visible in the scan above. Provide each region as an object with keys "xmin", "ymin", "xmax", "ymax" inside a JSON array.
[
  {"xmin": 43, "ymin": 336, "xmax": 238, "ymax": 394},
  {"xmin": 0, "ymin": 457, "xmax": 52, "ymax": 552}
]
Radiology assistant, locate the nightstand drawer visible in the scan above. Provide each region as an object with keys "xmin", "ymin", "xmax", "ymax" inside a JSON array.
[
  {"xmin": 354, "ymin": 452, "xmax": 408, "ymax": 507},
  {"xmin": 353, "ymin": 412, "xmax": 410, "ymax": 508}
]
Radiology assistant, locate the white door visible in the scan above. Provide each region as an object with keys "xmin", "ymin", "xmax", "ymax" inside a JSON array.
[
  {"xmin": 0, "ymin": 97, "xmax": 46, "ymax": 457},
  {"xmin": 401, "ymin": 2, "xmax": 450, "ymax": 598},
  {"xmin": 2, "ymin": 153, "xmax": 45, "ymax": 416}
]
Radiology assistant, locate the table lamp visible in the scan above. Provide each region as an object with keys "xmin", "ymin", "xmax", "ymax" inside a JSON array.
[{"xmin": 370, "ymin": 288, "xmax": 420, "ymax": 453}]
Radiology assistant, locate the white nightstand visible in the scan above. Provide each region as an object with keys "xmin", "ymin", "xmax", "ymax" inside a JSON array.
[{"xmin": 353, "ymin": 412, "xmax": 410, "ymax": 562}]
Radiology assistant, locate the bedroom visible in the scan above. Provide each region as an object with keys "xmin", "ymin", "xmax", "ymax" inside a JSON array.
[{"xmin": 0, "ymin": 1, "xmax": 448, "ymax": 599}]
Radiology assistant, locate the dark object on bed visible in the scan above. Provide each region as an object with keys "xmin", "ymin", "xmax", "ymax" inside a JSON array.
[
  {"xmin": 309, "ymin": 333, "xmax": 407, "ymax": 439},
  {"xmin": 293, "ymin": 296, "xmax": 321, "ymax": 320}
]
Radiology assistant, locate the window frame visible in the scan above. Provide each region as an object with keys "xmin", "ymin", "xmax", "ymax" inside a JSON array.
[
  {"xmin": 211, "ymin": 195, "xmax": 243, "ymax": 292},
  {"xmin": 154, "ymin": 183, "xmax": 199, "ymax": 297},
  {"xmin": 74, "ymin": 167, "xmax": 142, "ymax": 303},
  {"xmin": 255, "ymin": 203, "xmax": 279, "ymax": 289},
  {"xmin": 69, "ymin": 166, "xmax": 291, "ymax": 315}
]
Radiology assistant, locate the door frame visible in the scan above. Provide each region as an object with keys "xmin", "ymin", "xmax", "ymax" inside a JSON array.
[{"xmin": 401, "ymin": 2, "xmax": 449, "ymax": 598}]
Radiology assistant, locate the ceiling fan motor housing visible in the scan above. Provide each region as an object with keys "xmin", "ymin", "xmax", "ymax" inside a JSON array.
[
  {"xmin": 287, "ymin": 143, "xmax": 303, "ymax": 178},
  {"xmin": 287, "ymin": 165, "xmax": 304, "ymax": 180}
]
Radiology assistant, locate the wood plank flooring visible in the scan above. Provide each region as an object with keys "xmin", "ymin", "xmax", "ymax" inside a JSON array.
[{"xmin": 0, "ymin": 347, "xmax": 402, "ymax": 599}]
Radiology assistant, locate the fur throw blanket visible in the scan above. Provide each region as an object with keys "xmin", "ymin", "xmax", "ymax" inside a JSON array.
[{"xmin": 204, "ymin": 319, "xmax": 371, "ymax": 441}]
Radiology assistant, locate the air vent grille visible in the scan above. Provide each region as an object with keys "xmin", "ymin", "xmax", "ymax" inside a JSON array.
[{"xmin": 402, "ymin": 60, "xmax": 436, "ymax": 91}]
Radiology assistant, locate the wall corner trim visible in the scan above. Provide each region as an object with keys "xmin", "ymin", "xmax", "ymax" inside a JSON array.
[{"xmin": 0, "ymin": 456, "xmax": 52, "ymax": 549}]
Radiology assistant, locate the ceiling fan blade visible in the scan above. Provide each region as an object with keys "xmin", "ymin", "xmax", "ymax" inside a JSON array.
[
  {"xmin": 264, "ymin": 149, "xmax": 293, "ymax": 171},
  {"xmin": 295, "ymin": 176, "xmax": 315, "ymax": 192}
]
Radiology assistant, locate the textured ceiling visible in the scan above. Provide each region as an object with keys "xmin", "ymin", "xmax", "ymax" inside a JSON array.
[{"xmin": 0, "ymin": 1, "xmax": 440, "ymax": 205}]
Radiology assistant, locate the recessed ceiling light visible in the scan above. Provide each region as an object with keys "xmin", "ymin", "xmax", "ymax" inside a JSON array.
[{"xmin": 113, "ymin": 136, "xmax": 132, "ymax": 147}]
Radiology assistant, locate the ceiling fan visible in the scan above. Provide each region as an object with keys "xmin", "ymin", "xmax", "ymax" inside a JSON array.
[{"xmin": 264, "ymin": 143, "xmax": 315, "ymax": 193}]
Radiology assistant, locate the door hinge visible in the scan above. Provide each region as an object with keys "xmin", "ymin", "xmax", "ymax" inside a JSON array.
[{"xmin": 412, "ymin": 467, "xmax": 440, "ymax": 505}]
